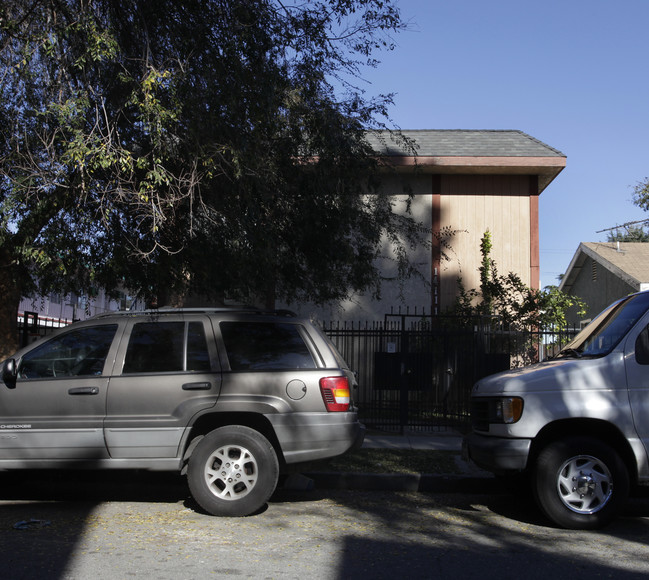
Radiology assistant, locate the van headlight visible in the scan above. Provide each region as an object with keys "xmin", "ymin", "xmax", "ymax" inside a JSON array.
[
  {"xmin": 493, "ymin": 397, "xmax": 524, "ymax": 424},
  {"xmin": 471, "ymin": 397, "xmax": 524, "ymax": 429}
]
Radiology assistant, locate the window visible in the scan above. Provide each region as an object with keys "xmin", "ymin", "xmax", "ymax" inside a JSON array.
[
  {"xmin": 122, "ymin": 321, "xmax": 210, "ymax": 374},
  {"xmin": 220, "ymin": 322, "xmax": 316, "ymax": 370},
  {"xmin": 19, "ymin": 325, "xmax": 118, "ymax": 379}
]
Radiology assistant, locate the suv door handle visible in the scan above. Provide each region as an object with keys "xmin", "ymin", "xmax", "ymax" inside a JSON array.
[
  {"xmin": 182, "ymin": 382, "xmax": 212, "ymax": 391},
  {"xmin": 68, "ymin": 387, "xmax": 100, "ymax": 395}
]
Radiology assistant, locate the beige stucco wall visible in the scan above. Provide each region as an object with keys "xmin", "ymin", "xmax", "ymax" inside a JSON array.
[
  {"xmin": 289, "ymin": 173, "xmax": 435, "ymax": 322},
  {"xmin": 282, "ymin": 172, "xmax": 535, "ymax": 323}
]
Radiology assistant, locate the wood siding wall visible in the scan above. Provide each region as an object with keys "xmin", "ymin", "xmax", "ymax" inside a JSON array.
[{"xmin": 434, "ymin": 174, "xmax": 536, "ymax": 312}]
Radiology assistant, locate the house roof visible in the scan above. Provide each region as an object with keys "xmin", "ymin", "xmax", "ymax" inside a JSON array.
[
  {"xmin": 367, "ymin": 129, "xmax": 566, "ymax": 192},
  {"xmin": 559, "ymin": 242, "xmax": 649, "ymax": 293},
  {"xmin": 368, "ymin": 129, "xmax": 565, "ymax": 157}
]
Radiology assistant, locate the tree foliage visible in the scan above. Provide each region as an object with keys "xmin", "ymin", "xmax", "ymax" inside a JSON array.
[
  {"xmin": 455, "ymin": 231, "xmax": 586, "ymax": 330},
  {"xmin": 606, "ymin": 224, "xmax": 649, "ymax": 242},
  {"xmin": 633, "ymin": 178, "xmax": 649, "ymax": 212},
  {"xmin": 0, "ymin": 0, "xmax": 422, "ymax": 356}
]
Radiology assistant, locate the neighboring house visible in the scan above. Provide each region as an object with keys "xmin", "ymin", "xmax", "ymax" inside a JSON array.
[
  {"xmin": 301, "ymin": 129, "xmax": 566, "ymax": 322},
  {"xmin": 559, "ymin": 242, "xmax": 649, "ymax": 324}
]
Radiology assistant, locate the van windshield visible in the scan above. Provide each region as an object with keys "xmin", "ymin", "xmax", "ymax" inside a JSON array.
[{"xmin": 557, "ymin": 293, "xmax": 649, "ymax": 358}]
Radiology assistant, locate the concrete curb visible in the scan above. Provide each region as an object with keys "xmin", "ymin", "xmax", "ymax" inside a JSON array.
[
  {"xmin": 280, "ymin": 432, "xmax": 503, "ymax": 495},
  {"xmin": 290, "ymin": 471, "xmax": 503, "ymax": 494}
]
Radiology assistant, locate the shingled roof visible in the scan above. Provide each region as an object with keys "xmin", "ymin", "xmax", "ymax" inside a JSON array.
[
  {"xmin": 366, "ymin": 129, "xmax": 567, "ymax": 192},
  {"xmin": 367, "ymin": 129, "xmax": 565, "ymax": 157},
  {"xmin": 560, "ymin": 242, "xmax": 649, "ymax": 293}
]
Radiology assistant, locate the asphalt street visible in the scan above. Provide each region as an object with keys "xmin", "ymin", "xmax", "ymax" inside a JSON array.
[{"xmin": 1, "ymin": 470, "xmax": 649, "ymax": 579}]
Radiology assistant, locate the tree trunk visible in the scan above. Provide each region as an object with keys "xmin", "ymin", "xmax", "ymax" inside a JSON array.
[{"xmin": 0, "ymin": 271, "xmax": 21, "ymax": 360}]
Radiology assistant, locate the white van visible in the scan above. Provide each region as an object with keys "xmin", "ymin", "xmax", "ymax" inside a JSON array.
[{"xmin": 465, "ymin": 291, "xmax": 649, "ymax": 529}]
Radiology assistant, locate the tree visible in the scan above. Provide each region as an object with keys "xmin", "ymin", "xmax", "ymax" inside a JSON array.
[
  {"xmin": 455, "ymin": 231, "xmax": 586, "ymax": 331},
  {"xmin": 633, "ymin": 178, "xmax": 649, "ymax": 210},
  {"xmin": 606, "ymin": 225, "xmax": 649, "ymax": 242},
  {"xmin": 0, "ymin": 0, "xmax": 422, "ymax": 358}
]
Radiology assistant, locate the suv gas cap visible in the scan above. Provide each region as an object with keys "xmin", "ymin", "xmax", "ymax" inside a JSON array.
[{"xmin": 286, "ymin": 379, "xmax": 307, "ymax": 400}]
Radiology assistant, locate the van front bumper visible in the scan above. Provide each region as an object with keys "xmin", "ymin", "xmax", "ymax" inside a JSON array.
[{"xmin": 464, "ymin": 432, "xmax": 531, "ymax": 473}]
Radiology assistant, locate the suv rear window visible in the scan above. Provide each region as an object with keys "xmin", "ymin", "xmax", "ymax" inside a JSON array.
[
  {"xmin": 122, "ymin": 321, "xmax": 210, "ymax": 373},
  {"xmin": 220, "ymin": 322, "xmax": 316, "ymax": 370}
]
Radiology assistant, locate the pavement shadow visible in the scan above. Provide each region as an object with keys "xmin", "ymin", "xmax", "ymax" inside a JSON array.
[
  {"xmin": 479, "ymin": 483, "xmax": 649, "ymax": 529},
  {"xmin": 0, "ymin": 469, "xmax": 192, "ymax": 579},
  {"xmin": 0, "ymin": 500, "xmax": 94, "ymax": 579},
  {"xmin": 0, "ymin": 469, "xmax": 189, "ymax": 503},
  {"xmin": 308, "ymin": 488, "xmax": 649, "ymax": 578}
]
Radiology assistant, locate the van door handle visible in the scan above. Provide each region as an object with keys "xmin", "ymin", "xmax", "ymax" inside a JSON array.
[
  {"xmin": 182, "ymin": 382, "xmax": 212, "ymax": 391},
  {"xmin": 68, "ymin": 387, "xmax": 100, "ymax": 395}
]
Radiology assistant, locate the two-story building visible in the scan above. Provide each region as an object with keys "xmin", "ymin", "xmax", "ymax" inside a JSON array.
[
  {"xmin": 300, "ymin": 129, "xmax": 566, "ymax": 322},
  {"xmin": 19, "ymin": 129, "xmax": 567, "ymax": 333}
]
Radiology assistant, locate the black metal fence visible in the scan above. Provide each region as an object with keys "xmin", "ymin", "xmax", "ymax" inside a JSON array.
[
  {"xmin": 322, "ymin": 315, "xmax": 579, "ymax": 434},
  {"xmin": 18, "ymin": 311, "xmax": 72, "ymax": 348}
]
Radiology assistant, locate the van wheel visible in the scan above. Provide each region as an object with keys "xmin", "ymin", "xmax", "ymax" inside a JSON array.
[
  {"xmin": 533, "ymin": 437, "xmax": 629, "ymax": 529},
  {"xmin": 187, "ymin": 426, "xmax": 279, "ymax": 517}
]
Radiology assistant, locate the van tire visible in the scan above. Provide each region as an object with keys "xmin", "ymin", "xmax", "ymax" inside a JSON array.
[
  {"xmin": 533, "ymin": 436, "xmax": 629, "ymax": 529},
  {"xmin": 187, "ymin": 426, "xmax": 279, "ymax": 517}
]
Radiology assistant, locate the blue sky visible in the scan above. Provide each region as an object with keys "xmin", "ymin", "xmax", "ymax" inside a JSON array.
[{"xmin": 361, "ymin": 0, "xmax": 649, "ymax": 287}]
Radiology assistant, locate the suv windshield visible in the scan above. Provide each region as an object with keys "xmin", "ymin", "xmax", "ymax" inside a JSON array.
[{"xmin": 557, "ymin": 293, "xmax": 649, "ymax": 358}]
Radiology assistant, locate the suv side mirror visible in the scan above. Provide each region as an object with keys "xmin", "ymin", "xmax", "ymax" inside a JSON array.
[{"xmin": 2, "ymin": 359, "xmax": 17, "ymax": 389}]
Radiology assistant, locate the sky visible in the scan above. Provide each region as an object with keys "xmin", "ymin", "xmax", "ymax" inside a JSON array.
[{"xmin": 360, "ymin": 0, "xmax": 649, "ymax": 288}]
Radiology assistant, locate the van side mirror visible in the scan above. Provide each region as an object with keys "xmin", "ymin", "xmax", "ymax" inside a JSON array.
[{"xmin": 2, "ymin": 359, "xmax": 17, "ymax": 389}]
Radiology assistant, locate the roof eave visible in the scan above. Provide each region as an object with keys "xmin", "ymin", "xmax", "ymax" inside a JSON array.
[
  {"xmin": 558, "ymin": 243, "xmax": 588, "ymax": 293},
  {"xmin": 559, "ymin": 243, "xmax": 642, "ymax": 294},
  {"xmin": 378, "ymin": 155, "xmax": 566, "ymax": 192}
]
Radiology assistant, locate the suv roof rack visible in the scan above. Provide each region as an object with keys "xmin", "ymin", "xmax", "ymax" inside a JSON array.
[{"xmin": 88, "ymin": 307, "xmax": 298, "ymax": 319}]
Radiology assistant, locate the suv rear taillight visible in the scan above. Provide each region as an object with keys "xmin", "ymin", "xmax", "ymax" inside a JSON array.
[{"xmin": 319, "ymin": 377, "xmax": 350, "ymax": 412}]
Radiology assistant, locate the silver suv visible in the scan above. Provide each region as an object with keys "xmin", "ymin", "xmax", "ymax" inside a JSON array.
[{"xmin": 0, "ymin": 309, "xmax": 364, "ymax": 516}]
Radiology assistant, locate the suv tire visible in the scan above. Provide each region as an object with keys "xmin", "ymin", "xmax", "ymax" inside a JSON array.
[
  {"xmin": 187, "ymin": 426, "xmax": 280, "ymax": 517},
  {"xmin": 533, "ymin": 436, "xmax": 629, "ymax": 530}
]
